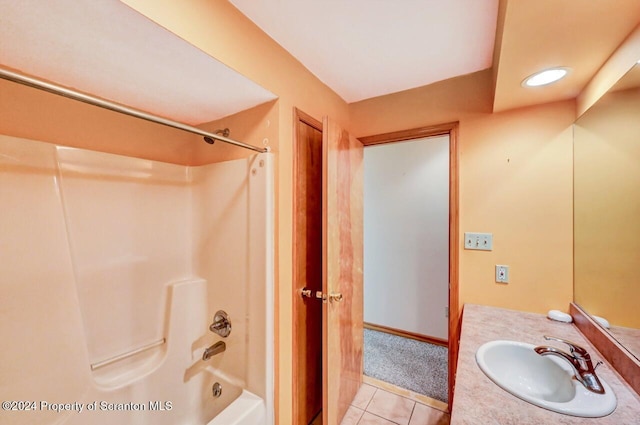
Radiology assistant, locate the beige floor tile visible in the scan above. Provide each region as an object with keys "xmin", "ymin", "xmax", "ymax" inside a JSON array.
[
  {"xmin": 358, "ymin": 412, "xmax": 399, "ymax": 425},
  {"xmin": 340, "ymin": 405, "xmax": 365, "ymax": 425},
  {"xmin": 351, "ymin": 383, "xmax": 378, "ymax": 410},
  {"xmin": 366, "ymin": 389, "xmax": 415, "ymax": 425},
  {"xmin": 409, "ymin": 403, "xmax": 450, "ymax": 425}
]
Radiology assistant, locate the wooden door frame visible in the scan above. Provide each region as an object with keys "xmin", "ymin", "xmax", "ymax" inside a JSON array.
[
  {"xmin": 292, "ymin": 107, "xmax": 323, "ymax": 425},
  {"xmin": 358, "ymin": 122, "xmax": 460, "ymax": 411}
]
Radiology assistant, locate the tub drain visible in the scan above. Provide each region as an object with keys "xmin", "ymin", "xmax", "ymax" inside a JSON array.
[{"xmin": 212, "ymin": 382, "xmax": 222, "ymax": 398}]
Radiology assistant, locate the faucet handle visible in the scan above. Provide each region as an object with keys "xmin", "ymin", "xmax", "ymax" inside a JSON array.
[
  {"xmin": 210, "ymin": 310, "xmax": 231, "ymax": 338},
  {"xmin": 543, "ymin": 335, "xmax": 590, "ymax": 359}
]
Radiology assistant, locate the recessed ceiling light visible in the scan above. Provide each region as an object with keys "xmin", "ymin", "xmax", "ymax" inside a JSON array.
[{"xmin": 522, "ymin": 67, "xmax": 570, "ymax": 87}]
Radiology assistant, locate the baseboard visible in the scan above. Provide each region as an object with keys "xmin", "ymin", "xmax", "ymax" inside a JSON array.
[{"xmin": 364, "ymin": 322, "xmax": 448, "ymax": 347}]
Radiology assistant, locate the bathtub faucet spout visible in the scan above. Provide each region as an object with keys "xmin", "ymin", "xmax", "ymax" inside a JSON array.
[{"xmin": 203, "ymin": 341, "xmax": 226, "ymax": 361}]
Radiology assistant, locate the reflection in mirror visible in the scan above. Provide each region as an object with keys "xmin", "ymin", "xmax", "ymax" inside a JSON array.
[{"xmin": 574, "ymin": 63, "xmax": 640, "ymax": 362}]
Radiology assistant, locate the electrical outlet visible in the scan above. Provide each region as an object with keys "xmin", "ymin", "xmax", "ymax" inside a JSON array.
[
  {"xmin": 496, "ymin": 265, "xmax": 509, "ymax": 283},
  {"xmin": 464, "ymin": 232, "xmax": 493, "ymax": 251}
]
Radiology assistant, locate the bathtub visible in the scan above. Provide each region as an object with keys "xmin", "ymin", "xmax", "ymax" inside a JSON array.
[
  {"xmin": 183, "ymin": 366, "xmax": 267, "ymax": 425},
  {"xmin": 59, "ymin": 278, "xmax": 272, "ymax": 425},
  {"xmin": 60, "ymin": 363, "xmax": 266, "ymax": 425},
  {"xmin": 207, "ymin": 391, "xmax": 266, "ymax": 425}
]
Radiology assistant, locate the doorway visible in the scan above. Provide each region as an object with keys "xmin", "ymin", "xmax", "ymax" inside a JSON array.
[
  {"xmin": 292, "ymin": 114, "xmax": 458, "ymax": 423},
  {"xmin": 292, "ymin": 108, "xmax": 324, "ymax": 425},
  {"xmin": 359, "ymin": 124, "xmax": 459, "ymax": 409},
  {"xmin": 362, "ymin": 133, "xmax": 450, "ymax": 405},
  {"xmin": 293, "ymin": 110, "xmax": 365, "ymax": 425}
]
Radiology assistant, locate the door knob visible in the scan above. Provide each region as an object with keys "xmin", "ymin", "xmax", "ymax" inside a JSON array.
[
  {"xmin": 329, "ymin": 293, "xmax": 343, "ymax": 303},
  {"xmin": 301, "ymin": 288, "xmax": 343, "ymax": 303},
  {"xmin": 301, "ymin": 288, "xmax": 325, "ymax": 302}
]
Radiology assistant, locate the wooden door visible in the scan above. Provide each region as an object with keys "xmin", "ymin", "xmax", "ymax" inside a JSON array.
[
  {"xmin": 322, "ymin": 117, "xmax": 364, "ymax": 425},
  {"xmin": 293, "ymin": 110, "xmax": 324, "ymax": 425}
]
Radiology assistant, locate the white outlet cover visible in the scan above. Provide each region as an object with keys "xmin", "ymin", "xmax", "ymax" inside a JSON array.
[{"xmin": 496, "ymin": 265, "xmax": 509, "ymax": 283}]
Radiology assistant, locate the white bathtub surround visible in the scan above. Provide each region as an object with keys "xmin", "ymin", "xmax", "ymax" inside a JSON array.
[
  {"xmin": 63, "ymin": 278, "xmax": 245, "ymax": 425},
  {"xmin": 193, "ymin": 153, "xmax": 275, "ymax": 424},
  {"xmin": 56, "ymin": 145, "xmax": 191, "ymax": 367},
  {"xmin": 0, "ymin": 135, "xmax": 273, "ymax": 425}
]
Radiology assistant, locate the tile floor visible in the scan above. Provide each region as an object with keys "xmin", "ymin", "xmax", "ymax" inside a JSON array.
[{"xmin": 340, "ymin": 383, "xmax": 450, "ymax": 425}]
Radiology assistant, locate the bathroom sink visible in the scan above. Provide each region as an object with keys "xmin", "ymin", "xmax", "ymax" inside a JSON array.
[{"xmin": 475, "ymin": 340, "xmax": 616, "ymax": 417}]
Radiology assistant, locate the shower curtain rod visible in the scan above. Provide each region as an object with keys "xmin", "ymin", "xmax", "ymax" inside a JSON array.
[{"xmin": 0, "ymin": 68, "xmax": 268, "ymax": 153}]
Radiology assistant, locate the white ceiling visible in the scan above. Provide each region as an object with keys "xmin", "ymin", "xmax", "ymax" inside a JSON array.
[
  {"xmin": 493, "ymin": 0, "xmax": 640, "ymax": 112},
  {"xmin": 0, "ymin": 0, "xmax": 276, "ymax": 125},
  {"xmin": 229, "ymin": 0, "xmax": 499, "ymax": 103},
  {"xmin": 4, "ymin": 0, "xmax": 635, "ymax": 126}
]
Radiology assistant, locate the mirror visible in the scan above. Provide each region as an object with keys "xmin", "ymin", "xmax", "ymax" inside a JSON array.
[{"xmin": 574, "ymin": 63, "xmax": 640, "ymax": 361}]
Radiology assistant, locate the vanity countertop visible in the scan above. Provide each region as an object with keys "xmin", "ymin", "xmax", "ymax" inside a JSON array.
[{"xmin": 450, "ymin": 304, "xmax": 640, "ymax": 424}]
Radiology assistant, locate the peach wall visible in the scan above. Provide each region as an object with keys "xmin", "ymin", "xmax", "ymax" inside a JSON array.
[
  {"xmin": 351, "ymin": 80, "xmax": 576, "ymax": 318},
  {"xmin": 350, "ymin": 70, "xmax": 494, "ymax": 137},
  {"xmin": 574, "ymin": 88, "xmax": 640, "ymax": 328},
  {"xmin": 459, "ymin": 100, "xmax": 574, "ymax": 313}
]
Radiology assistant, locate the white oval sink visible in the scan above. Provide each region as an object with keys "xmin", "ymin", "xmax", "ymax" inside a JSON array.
[{"xmin": 476, "ymin": 340, "xmax": 616, "ymax": 417}]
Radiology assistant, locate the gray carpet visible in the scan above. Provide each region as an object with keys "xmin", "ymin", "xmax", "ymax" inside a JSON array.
[{"xmin": 364, "ymin": 329, "xmax": 448, "ymax": 403}]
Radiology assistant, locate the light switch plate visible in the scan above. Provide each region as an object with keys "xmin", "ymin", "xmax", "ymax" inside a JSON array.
[{"xmin": 464, "ymin": 232, "xmax": 493, "ymax": 251}]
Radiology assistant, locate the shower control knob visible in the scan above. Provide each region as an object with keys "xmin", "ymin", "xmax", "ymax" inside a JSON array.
[{"xmin": 209, "ymin": 310, "xmax": 231, "ymax": 337}]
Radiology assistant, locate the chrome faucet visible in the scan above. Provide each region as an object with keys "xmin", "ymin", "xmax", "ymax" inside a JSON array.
[
  {"xmin": 534, "ymin": 335, "xmax": 605, "ymax": 394},
  {"xmin": 202, "ymin": 341, "xmax": 226, "ymax": 361}
]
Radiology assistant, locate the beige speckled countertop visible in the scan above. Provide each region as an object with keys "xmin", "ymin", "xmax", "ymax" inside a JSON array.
[{"xmin": 450, "ymin": 304, "xmax": 640, "ymax": 425}]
